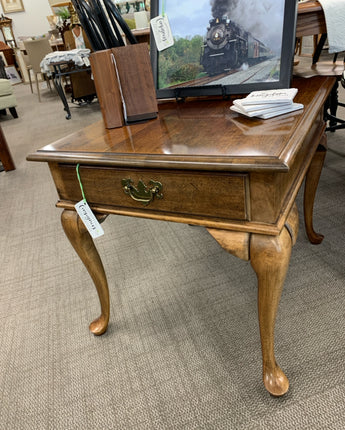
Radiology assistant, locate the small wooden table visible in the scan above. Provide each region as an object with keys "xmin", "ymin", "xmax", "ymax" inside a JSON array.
[
  {"xmin": 27, "ymin": 76, "xmax": 334, "ymax": 396},
  {"xmin": 296, "ymin": 1, "xmax": 326, "ymax": 38}
]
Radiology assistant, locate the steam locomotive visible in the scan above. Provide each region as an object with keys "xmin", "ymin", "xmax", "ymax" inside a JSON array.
[{"xmin": 201, "ymin": 16, "xmax": 273, "ymax": 76}]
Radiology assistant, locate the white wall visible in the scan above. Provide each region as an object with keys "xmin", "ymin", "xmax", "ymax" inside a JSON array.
[{"xmin": 0, "ymin": 0, "xmax": 52, "ymax": 41}]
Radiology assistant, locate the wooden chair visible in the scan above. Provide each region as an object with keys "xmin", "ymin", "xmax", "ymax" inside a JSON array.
[{"xmin": 23, "ymin": 38, "xmax": 53, "ymax": 102}]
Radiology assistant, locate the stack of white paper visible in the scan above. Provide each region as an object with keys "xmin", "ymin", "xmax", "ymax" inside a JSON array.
[{"xmin": 230, "ymin": 88, "xmax": 304, "ymax": 119}]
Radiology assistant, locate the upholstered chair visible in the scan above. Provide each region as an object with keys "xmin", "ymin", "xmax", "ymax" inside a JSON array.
[{"xmin": 0, "ymin": 78, "xmax": 18, "ymax": 119}]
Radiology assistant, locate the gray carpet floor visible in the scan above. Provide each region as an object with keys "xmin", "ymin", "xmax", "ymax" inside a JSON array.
[{"xmin": 0, "ymin": 76, "xmax": 345, "ymax": 429}]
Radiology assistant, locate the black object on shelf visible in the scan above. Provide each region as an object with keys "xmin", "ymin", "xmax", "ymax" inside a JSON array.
[{"xmin": 71, "ymin": 0, "xmax": 137, "ymax": 51}]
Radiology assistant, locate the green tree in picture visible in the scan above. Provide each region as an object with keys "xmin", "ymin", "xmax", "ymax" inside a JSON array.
[{"xmin": 158, "ymin": 35, "xmax": 205, "ymax": 88}]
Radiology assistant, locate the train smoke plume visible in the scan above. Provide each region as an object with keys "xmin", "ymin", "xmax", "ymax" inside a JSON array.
[
  {"xmin": 209, "ymin": 0, "xmax": 285, "ymax": 53},
  {"xmin": 211, "ymin": 0, "xmax": 239, "ymax": 18}
]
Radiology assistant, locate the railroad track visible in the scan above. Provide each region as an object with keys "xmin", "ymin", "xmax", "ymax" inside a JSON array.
[
  {"xmin": 166, "ymin": 59, "xmax": 277, "ymax": 89},
  {"xmin": 167, "ymin": 70, "xmax": 238, "ymax": 89}
]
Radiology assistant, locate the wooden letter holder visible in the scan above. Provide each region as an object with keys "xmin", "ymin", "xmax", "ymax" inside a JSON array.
[{"xmin": 90, "ymin": 43, "xmax": 158, "ymax": 128}]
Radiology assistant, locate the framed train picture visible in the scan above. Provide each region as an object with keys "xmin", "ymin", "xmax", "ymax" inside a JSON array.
[{"xmin": 150, "ymin": 0, "xmax": 297, "ymax": 98}]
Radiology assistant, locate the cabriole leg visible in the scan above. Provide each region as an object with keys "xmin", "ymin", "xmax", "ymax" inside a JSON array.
[
  {"xmin": 304, "ymin": 138, "xmax": 327, "ymax": 244},
  {"xmin": 250, "ymin": 208, "xmax": 298, "ymax": 396},
  {"xmin": 61, "ymin": 209, "xmax": 109, "ymax": 335}
]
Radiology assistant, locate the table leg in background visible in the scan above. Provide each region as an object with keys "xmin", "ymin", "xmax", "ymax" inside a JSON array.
[{"xmin": 304, "ymin": 136, "xmax": 327, "ymax": 244}]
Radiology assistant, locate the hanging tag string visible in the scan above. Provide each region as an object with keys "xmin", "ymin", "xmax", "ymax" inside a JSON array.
[
  {"xmin": 162, "ymin": 0, "xmax": 166, "ymax": 16},
  {"xmin": 76, "ymin": 164, "xmax": 87, "ymax": 203}
]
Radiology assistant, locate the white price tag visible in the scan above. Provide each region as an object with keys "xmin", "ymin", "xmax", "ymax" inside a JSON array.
[
  {"xmin": 75, "ymin": 200, "xmax": 104, "ymax": 239},
  {"xmin": 150, "ymin": 15, "xmax": 174, "ymax": 51}
]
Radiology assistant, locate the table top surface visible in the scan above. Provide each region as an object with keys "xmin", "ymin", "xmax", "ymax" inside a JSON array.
[
  {"xmin": 28, "ymin": 76, "xmax": 334, "ymax": 172},
  {"xmin": 298, "ymin": 1, "xmax": 322, "ymax": 14}
]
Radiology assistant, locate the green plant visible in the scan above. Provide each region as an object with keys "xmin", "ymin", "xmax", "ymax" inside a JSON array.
[{"xmin": 55, "ymin": 7, "xmax": 71, "ymax": 20}]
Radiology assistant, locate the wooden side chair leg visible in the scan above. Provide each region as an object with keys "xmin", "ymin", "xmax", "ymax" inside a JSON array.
[
  {"xmin": 27, "ymin": 67, "xmax": 33, "ymax": 93},
  {"xmin": 36, "ymin": 72, "xmax": 41, "ymax": 102}
]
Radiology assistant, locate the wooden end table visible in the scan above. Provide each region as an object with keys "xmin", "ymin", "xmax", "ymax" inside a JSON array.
[{"xmin": 27, "ymin": 76, "xmax": 334, "ymax": 396}]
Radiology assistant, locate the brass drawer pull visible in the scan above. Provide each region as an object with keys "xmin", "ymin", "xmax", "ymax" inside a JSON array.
[{"xmin": 122, "ymin": 179, "xmax": 163, "ymax": 206}]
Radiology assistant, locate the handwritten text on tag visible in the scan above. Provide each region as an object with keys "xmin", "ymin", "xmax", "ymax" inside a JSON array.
[
  {"xmin": 150, "ymin": 15, "xmax": 174, "ymax": 52},
  {"xmin": 75, "ymin": 200, "xmax": 104, "ymax": 239}
]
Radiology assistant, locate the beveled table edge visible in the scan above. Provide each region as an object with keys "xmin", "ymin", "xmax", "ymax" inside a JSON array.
[{"xmin": 27, "ymin": 151, "xmax": 290, "ymax": 172}]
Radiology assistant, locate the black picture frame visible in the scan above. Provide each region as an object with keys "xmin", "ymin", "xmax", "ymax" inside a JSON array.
[{"xmin": 150, "ymin": 0, "xmax": 297, "ymax": 99}]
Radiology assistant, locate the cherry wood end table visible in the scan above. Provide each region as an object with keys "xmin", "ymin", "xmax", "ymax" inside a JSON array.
[{"xmin": 28, "ymin": 76, "xmax": 334, "ymax": 396}]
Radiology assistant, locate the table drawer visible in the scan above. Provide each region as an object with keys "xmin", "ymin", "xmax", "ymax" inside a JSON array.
[{"xmin": 52, "ymin": 164, "xmax": 250, "ymax": 221}]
